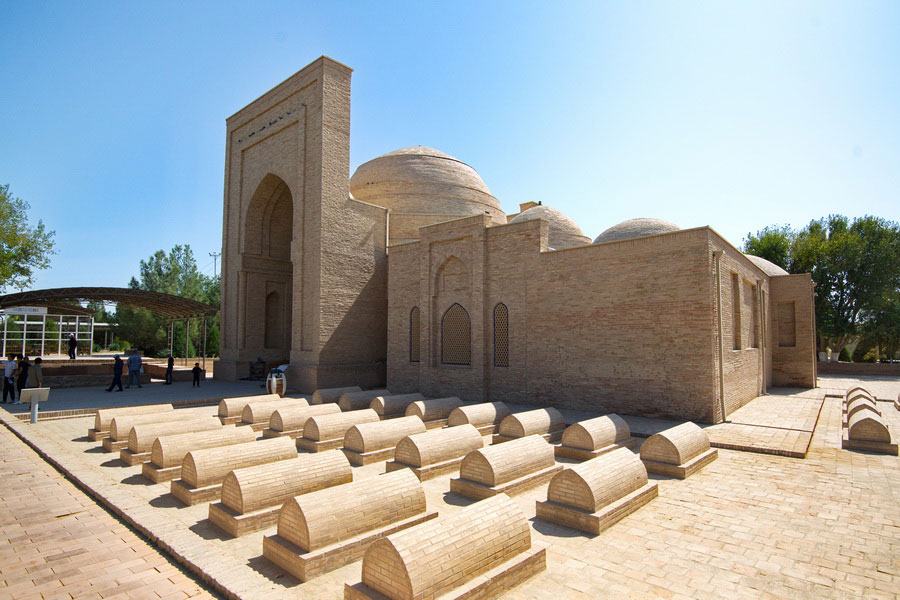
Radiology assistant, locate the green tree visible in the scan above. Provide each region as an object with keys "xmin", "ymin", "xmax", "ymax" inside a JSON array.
[
  {"xmin": 115, "ymin": 245, "xmax": 220, "ymax": 357},
  {"xmin": 0, "ymin": 183, "xmax": 56, "ymax": 292},
  {"xmin": 743, "ymin": 225, "xmax": 794, "ymax": 271},
  {"xmin": 745, "ymin": 215, "xmax": 900, "ymax": 355}
]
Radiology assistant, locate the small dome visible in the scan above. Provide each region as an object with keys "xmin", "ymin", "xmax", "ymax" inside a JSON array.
[
  {"xmin": 509, "ymin": 205, "xmax": 590, "ymax": 250},
  {"xmin": 744, "ymin": 254, "xmax": 789, "ymax": 276},
  {"xmin": 349, "ymin": 146, "xmax": 504, "ymax": 221},
  {"xmin": 593, "ymin": 218, "xmax": 680, "ymax": 244}
]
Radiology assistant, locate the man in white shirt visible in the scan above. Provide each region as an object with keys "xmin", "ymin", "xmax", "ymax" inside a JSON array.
[{"xmin": 3, "ymin": 354, "xmax": 17, "ymax": 403}]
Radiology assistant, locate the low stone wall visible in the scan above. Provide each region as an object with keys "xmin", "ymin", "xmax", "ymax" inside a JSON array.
[{"xmin": 818, "ymin": 362, "xmax": 900, "ymax": 376}]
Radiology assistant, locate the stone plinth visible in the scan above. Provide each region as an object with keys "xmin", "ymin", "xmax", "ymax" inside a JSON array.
[
  {"xmin": 209, "ymin": 450, "xmax": 352, "ymax": 536},
  {"xmin": 141, "ymin": 427, "xmax": 257, "ymax": 483},
  {"xmin": 640, "ymin": 422, "xmax": 718, "ymax": 478},
  {"xmin": 536, "ymin": 447, "xmax": 657, "ymax": 534},
  {"xmin": 262, "ymin": 470, "xmax": 436, "ymax": 581},
  {"xmin": 555, "ymin": 414, "xmax": 638, "ymax": 460},
  {"xmin": 170, "ymin": 437, "xmax": 296, "ymax": 505},
  {"xmin": 386, "ymin": 424, "xmax": 484, "ymax": 481},
  {"xmin": 450, "ymin": 435, "xmax": 561, "ymax": 499},
  {"xmin": 341, "ymin": 415, "xmax": 426, "ymax": 465},
  {"xmin": 345, "ymin": 493, "xmax": 545, "ymax": 600}
]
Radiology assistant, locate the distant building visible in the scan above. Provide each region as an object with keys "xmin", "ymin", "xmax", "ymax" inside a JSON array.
[{"xmin": 216, "ymin": 57, "xmax": 815, "ymax": 423}]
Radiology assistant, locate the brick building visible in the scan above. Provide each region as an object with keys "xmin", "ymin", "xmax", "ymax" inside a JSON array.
[{"xmin": 216, "ymin": 57, "xmax": 816, "ymax": 423}]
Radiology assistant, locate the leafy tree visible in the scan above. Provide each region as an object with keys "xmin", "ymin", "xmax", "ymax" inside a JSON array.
[
  {"xmin": 743, "ymin": 225, "xmax": 794, "ymax": 271},
  {"xmin": 0, "ymin": 183, "xmax": 56, "ymax": 292},
  {"xmin": 745, "ymin": 215, "xmax": 900, "ymax": 355},
  {"xmin": 115, "ymin": 245, "xmax": 220, "ymax": 357}
]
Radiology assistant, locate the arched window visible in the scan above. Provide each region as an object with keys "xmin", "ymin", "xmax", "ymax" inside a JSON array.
[
  {"xmin": 493, "ymin": 303, "xmax": 509, "ymax": 367},
  {"xmin": 409, "ymin": 307, "xmax": 420, "ymax": 363},
  {"xmin": 441, "ymin": 303, "xmax": 471, "ymax": 365}
]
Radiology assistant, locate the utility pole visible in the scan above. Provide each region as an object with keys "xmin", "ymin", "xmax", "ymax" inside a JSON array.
[{"xmin": 209, "ymin": 251, "xmax": 221, "ymax": 278}]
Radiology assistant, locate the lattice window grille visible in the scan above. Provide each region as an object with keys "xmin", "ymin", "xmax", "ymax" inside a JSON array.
[
  {"xmin": 493, "ymin": 303, "xmax": 509, "ymax": 367},
  {"xmin": 441, "ymin": 303, "xmax": 471, "ymax": 365},
  {"xmin": 409, "ymin": 307, "xmax": 420, "ymax": 362}
]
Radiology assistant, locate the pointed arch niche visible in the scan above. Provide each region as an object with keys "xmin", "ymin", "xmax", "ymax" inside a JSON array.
[
  {"xmin": 432, "ymin": 256, "xmax": 471, "ymax": 366},
  {"xmin": 239, "ymin": 174, "xmax": 294, "ymax": 359}
]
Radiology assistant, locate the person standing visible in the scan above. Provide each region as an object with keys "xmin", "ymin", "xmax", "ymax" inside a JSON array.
[
  {"xmin": 126, "ymin": 352, "xmax": 142, "ymax": 388},
  {"xmin": 165, "ymin": 354, "xmax": 174, "ymax": 385},
  {"xmin": 68, "ymin": 334, "xmax": 78, "ymax": 359},
  {"xmin": 28, "ymin": 357, "xmax": 43, "ymax": 388},
  {"xmin": 15, "ymin": 355, "xmax": 30, "ymax": 404},
  {"xmin": 191, "ymin": 362, "xmax": 202, "ymax": 387},
  {"xmin": 106, "ymin": 355, "xmax": 124, "ymax": 392},
  {"xmin": 2, "ymin": 354, "xmax": 17, "ymax": 403}
]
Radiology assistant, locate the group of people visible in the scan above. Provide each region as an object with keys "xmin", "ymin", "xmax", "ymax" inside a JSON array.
[
  {"xmin": 2, "ymin": 354, "xmax": 43, "ymax": 404},
  {"xmin": 106, "ymin": 353, "xmax": 204, "ymax": 391}
]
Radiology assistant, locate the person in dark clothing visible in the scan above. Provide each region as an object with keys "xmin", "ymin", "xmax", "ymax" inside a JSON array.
[
  {"xmin": 165, "ymin": 354, "xmax": 174, "ymax": 385},
  {"xmin": 106, "ymin": 355, "xmax": 124, "ymax": 392},
  {"xmin": 191, "ymin": 362, "xmax": 202, "ymax": 387},
  {"xmin": 68, "ymin": 334, "xmax": 78, "ymax": 359},
  {"xmin": 15, "ymin": 355, "xmax": 30, "ymax": 403}
]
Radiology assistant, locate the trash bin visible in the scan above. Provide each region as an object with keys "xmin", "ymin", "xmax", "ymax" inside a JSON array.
[{"xmin": 266, "ymin": 364, "xmax": 288, "ymax": 396}]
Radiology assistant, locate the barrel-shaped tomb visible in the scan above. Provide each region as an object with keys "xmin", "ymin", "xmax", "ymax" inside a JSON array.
[
  {"xmin": 343, "ymin": 416, "xmax": 426, "ymax": 453},
  {"xmin": 498, "ymin": 407, "xmax": 565, "ymax": 438},
  {"xmin": 847, "ymin": 411, "xmax": 891, "ymax": 443},
  {"xmin": 370, "ymin": 393, "xmax": 426, "ymax": 417},
  {"xmin": 270, "ymin": 404, "xmax": 341, "ymax": 432},
  {"xmin": 547, "ymin": 447, "xmax": 647, "ymax": 513},
  {"xmin": 221, "ymin": 450, "xmax": 352, "ymax": 514},
  {"xmin": 359, "ymin": 494, "xmax": 532, "ymax": 600},
  {"xmin": 303, "ymin": 409, "xmax": 380, "ymax": 442},
  {"xmin": 95, "ymin": 404, "xmax": 173, "ymax": 432},
  {"xmin": 277, "ymin": 469, "xmax": 425, "ymax": 552},
  {"xmin": 561, "ymin": 414, "xmax": 630, "ymax": 451},
  {"xmin": 338, "ymin": 389, "xmax": 391, "ymax": 412},
  {"xmin": 459, "ymin": 435, "xmax": 555, "ymax": 487},
  {"xmin": 128, "ymin": 418, "xmax": 220, "ymax": 453},
  {"xmin": 447, "ymin": 402, "xmax": 510, "ymax": 428},
  {"xmin": 310, "ymin": 386, "xmax": 362, "ymax": 405},
  {"xmin": 241, "ymin": 398, "xmax": 309, "ymax": 424},
  {"xmin": 181, "ymin": 436, "xmax": 296, "ymax": 488},
  {"xmin": 405, "ymin": 397, "xmax": 464, "ymax": 422},
  {"xmin": 846, "ymin": 396, "xmax": 880, "ymax": 419},
  {"xmin": 151, "ymin": 426, "xmax": 257, "ymax": 468},
  {"xmin": 218, "ymin": 393, "xmax": 280, "ymax": 418},
  {"xmin": 640, "ymin": 422, "xmax": 710, "ymax": 466},
  {"xmin": 845, "ymin": 386, "xmax": 872, "ymax": 401},
  {"xmin": 109, "ymin": 411, "xmax": 191, "ymax": 441},
  {"xmin": 394, "ymin": 424, "xmax": 483, "ymax": 468}
]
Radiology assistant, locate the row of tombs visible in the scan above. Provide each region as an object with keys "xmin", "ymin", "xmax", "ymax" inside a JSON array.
[
  {"xmin": 840, "ymin": 386, "xmax": 899, "ymax": 456},
  {"xmin": 86, "ymin": 386, "xmax": 722, "ymax": 599}
]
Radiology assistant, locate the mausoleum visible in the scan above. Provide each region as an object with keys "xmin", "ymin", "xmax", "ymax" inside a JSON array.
[{"xmin": 216, "ymin": 56, "xmax": 816, "ymax": 423}]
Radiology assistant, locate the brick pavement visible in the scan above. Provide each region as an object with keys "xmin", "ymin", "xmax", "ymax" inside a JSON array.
[
  {"xmin": 0, "ymin": 425, "xmax": 217, "ymax": 600},
  {"xmin": 1, "ymin": 377, "xmax": 899, "ymax": 599}
]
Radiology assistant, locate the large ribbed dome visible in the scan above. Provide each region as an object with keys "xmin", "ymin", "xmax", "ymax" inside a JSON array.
[
  {"xmin": 350, "ymin": 146, "xmax": 504, "ymax": 221},
  {"xmin": 509, "ymin": 205, "xmax": 590, "ymax": 250},
  {"xmin": 744, "ymin": 254, "xmax": 789, "ymax": 276},
  {"xmin": 593, "ymin": 218, "xmax": 681, "ymax": 244}
]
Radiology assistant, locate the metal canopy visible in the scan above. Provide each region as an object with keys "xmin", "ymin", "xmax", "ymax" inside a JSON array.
[{"xmin": 0, "ymin": 287, "xmax": 218, "ymax": 319}]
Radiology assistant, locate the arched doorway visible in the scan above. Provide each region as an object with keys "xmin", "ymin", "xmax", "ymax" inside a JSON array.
[{"xmin": 241, "ymin": 174, "xmax": 294, "ymax": 361}]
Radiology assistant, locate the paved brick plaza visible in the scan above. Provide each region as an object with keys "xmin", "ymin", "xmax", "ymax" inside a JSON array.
[{"xmin": 0, "ymin": 374, "xmax": 898, "ymax": 599}]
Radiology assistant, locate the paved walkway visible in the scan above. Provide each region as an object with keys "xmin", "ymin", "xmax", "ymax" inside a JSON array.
[
  {"xmin": 2, "ymin": 380, "xmax": 278, "ymax": 416},
  {"xmin": 2, "ymin": 376, "xmax": 899, "ymax": 599},
  {"xmin": 0, "ymin": 425, "xmax": 217, "ymax": 599}
]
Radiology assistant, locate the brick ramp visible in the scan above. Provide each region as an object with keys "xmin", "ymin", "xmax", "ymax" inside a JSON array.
[{"xmin": 622, "ymin": 390, "xmax": 826, "ymax": 459}]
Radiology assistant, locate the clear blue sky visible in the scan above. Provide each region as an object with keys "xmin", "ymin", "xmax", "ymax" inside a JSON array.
[{"xmin": 2, "ymin": 1, "xmax": 898, "ymax": 290}]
